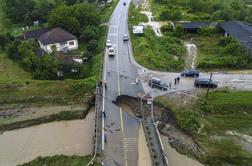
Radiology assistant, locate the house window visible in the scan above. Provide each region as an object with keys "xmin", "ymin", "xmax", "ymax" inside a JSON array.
[
  {"xmin": 50, "ymin": 45, "xmax": 57, "ymax": 51},
  {"xmin": 69, "ymin": 41, "xmax": 74, "ymax": 46}
]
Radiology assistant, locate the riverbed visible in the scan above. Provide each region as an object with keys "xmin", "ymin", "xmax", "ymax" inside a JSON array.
[
  {"xmin": 161, "ymin": 135, "xmax": 204, "ymax": 166},
  {"xmin": 0, "ymin": 110, "xmax": 95, "ymax": 166}
]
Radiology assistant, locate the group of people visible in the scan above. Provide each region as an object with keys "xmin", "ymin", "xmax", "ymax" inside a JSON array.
[
  {"xmin": 99, "ymin": 80, "xmax": 107, "ymax": 90},
  {"xmin": 168, "ymin": 77, "xmax": 180, "ymax": 89},
  {"xmin": 174, "ymin": 77, "xmax": 180, "ymax": 85}
]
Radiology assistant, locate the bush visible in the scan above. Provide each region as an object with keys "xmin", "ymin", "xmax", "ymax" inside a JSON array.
[
  {"xmin": 86, "ymin": 39, "xmax": 98, "ymax": 52},
  {"xmin": 160, "ymin": 24, "xmax": 174, "ymax": 34},
  {"xmin": 159, "ymin": 9, "xmax": 182, "ymax": 21},
  {"xmin": 199, "ymin": 26, "xmax": 217, "ymax": 36},
  {"xmin": 175, "ymin": 108, "xmax": 200, "ymax": 134}
]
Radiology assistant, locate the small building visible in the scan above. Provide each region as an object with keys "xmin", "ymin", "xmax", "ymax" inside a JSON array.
[
  {"xmin": 180, "ymin": 22, "xmax": 217, "ymax": 33},
  {"xmin": 24, "ymin": 27, "xmax": 51, "ymax": 40},
  {"xmin": 24, "ymin": 27, "xmax": 78, "ymax": 53},
  {"xmin": 220, "ymin": 21, "xmax": 252, "ymax": 56},
  {"xmin": 133, "ymin": 25, "xmax": 144, "ymax": 35},
  {"xmin": 38, "ymin": 28, "xmax": 78, "ymax": 53}
]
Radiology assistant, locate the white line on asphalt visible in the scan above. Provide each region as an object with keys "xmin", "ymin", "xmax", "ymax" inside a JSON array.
[
  {"xmin": 116, "ymin": 13, "xmax": 121, "ymax": 96},
  {"xmin": 120, "ymin": 108, "xmax": 128, "ymax": 166}
]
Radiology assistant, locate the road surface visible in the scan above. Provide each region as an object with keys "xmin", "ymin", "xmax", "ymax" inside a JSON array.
[{"xmin": 103, "ymin": 0, "xmax": 143, "ymax": 165}]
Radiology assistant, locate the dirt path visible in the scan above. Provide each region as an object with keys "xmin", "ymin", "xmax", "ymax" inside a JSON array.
[
  {"xmin": 138, "ymin": 124, "xmax": 152, "ymax": 166},
  {"xmin": 0, "ymin": 109, "xmax": 95, "ymax": 166}
]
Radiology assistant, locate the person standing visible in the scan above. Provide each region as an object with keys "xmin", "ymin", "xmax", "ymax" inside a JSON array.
[
  {"xmin": 174, "ymin": 78, "xmax": 177, "ymax": 85},
  {"xmin": 177, "ymin": 77, "xmax": 180, "ymax": 84},
  {"xmin": 103, "ymin": 111, "xmax": 106, "ymax": 118},
  {"xmin": 169, "ymin": 82, "xmax": 172, "ymax": 89},
  {"xmin": 104, "ymin": 131, "xmax": 107, "ymax": 143}
]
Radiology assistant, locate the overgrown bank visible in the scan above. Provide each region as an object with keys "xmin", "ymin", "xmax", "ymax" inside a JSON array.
[
  {"xmin": 0, "ymin": 0, "xmax": 118, "ymax": 131},
  {"xmin": 155, "ymin": 90, "xmax": 252, "ymax": 165},
  {"xmin": 19, "ymin": 155, "xmax": 101, "ymax": 166}
]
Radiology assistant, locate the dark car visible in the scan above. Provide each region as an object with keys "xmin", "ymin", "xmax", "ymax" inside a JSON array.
[
  {"xmin": 148, "ymin": 77, "xmax": 168, "ymax": 90},
  {"xmin": 194, "ymin": 78, "xmax": 218, "ymax": 88},
  {"xmin": 181, "ymin": 69, "xmax": 199, "ymax": 77}
]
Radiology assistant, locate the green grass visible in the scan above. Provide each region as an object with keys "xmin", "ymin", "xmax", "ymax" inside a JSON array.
[
  {"xmin": 0, "ymin": 52, "xmax": 95, "ymax": 105},
  {"xmin": 155, "ymin": 90, "xmax": 252, "ymax": 165},
  {"xmin": 150, "ymin": 0, "xmax": 210, "ymax": 21},
  {"xmin": 20, "ymin": 155, "xmax": 101, "ymax": 166},
  {"xmin": 129, "ymin": 4, "xmax": 186, "ymax": 71},
  {"xmin": 178, "ymin": 33, "xmax": 252, "ymax": 70}
]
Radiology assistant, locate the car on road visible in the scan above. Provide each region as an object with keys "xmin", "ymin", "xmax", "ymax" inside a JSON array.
[
  {"xmin": 194, "ymin": 78, "xmax": 218, "ymax": 88},
  {"xmin": 181, "ymin": 69, "xmax": 199, "ymax": 77},
  {"xmin": 106, "ymin": 39, "xmax": 112, "ymax": 47},
  {"xmin": 123, "ymin": 2, "xmax": 126, "ymax": 5},
  {"xmin": 148, "ymin": 77, "xmax": 168, "ymax": 90},
  {"xmin": 108, "ymin": 47, "xmax": 115, "ymax": 57},
  {"xmin": 123, "ymin": 34, "xmax": 129, "ymax": 41}
]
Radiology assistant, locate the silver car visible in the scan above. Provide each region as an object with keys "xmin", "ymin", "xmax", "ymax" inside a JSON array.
[{"xmin": 106, "ymin": 39, "xmax": 112, "ymax": 47}]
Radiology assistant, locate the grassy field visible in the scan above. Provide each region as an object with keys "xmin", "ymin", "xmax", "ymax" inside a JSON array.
[
  {"xmin": 155, "ymin": 90, "xmax": 252, "ymax": 165},
  {"xmin": 149, "ymin": 0, "xmax": 210, "ymax": 21},
  {"xmin": 129, "ymin": 4, "xmax": 186, "ymax": 71},
  {"xmin": 0, "ymin": 52, "xmax": 96, "ymax": 105},
  {"xmin": 20, "ymin": 155, "xmax": 101, "ymax": 166},
  {"xmin": 178, "ymin": 33, "xmax": 252, "ymax": 70}
]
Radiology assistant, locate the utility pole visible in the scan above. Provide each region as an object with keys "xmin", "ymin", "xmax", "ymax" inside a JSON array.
[{"xmin": 204, "ymin": 72, "xmax": 213, "ymax": 112}]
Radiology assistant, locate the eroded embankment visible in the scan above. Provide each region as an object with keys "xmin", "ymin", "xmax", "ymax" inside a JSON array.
[
  {"xmin": 116, "ymin": 96, "xmax": 203, "ymax": 166},
  {"xmin": 0, "ymin": 97, "xmax": 95, "ymax": 133}
]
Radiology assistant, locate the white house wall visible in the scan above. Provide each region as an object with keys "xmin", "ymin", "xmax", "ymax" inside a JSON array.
[
  {"xmin": 67, "ymin": 40, "xmax": 78, "ymax": 50},
  {"xmin": 39, "ymin": 39, "xmax": 78, "ymax": 53}
]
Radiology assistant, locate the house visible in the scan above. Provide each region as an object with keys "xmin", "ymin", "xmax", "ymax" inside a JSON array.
[
  {"xmin": 133, "ymin": 25, "xmax": 144, "ymax": 35},
  {"xmin": 24, "ymin": 27, "xmax": 51, "ymax": 40},
  {"xmin": 38, "ymin": 28, "xmax": 78, "ymax": 53},
  {"xmin": 24, "ymin": 27, "xmax": 78, "ymax": 53},
  {"xmin": 179, "ymin": 22, "xmax": 217, "ymax": 33},
  {"xmin": 220, "ymin": 21, "xmax": 252, "ymax": 56}
]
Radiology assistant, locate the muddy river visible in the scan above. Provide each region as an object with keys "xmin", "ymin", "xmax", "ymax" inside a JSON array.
[
  {"xmin": 0, "ymin": 110, "xmax": 95, "ymax": 166},
  {"xmin": 161, "ymin": 135, "xmax": 204, "ymax": 166}
]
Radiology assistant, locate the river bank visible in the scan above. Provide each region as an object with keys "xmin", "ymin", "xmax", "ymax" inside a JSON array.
[{"xmin": 0, "ymin": 109, "xmax": 95, "ymax": 166}]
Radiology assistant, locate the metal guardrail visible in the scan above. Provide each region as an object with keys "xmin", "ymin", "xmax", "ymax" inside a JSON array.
[
  {"xmin": 141, "ymin": 99, "xmax": 169, "ymax": 166},
  {"xmin": 87, "ymin": 85, "xmax": 103, "ymax": 166}
]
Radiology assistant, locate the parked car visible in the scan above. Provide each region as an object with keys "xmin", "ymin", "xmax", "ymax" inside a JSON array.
[
  {"xmin": 123, "ymin": 34, "xmax": 129, "ymax": 41},
  {"xmin": 181, "ymin": 69, "xmax": 199, "ymax": 77},
  {"xmin": 108, "ymin": 47, "xmax": 115, "ymax": 57},
  {"xmin": 106, "ymin": 39, "xmax": 112, "ymax": 47},
  {"xmin": 123, "ymin": 2, "xmax": 126, "ymax": 5},
  {"xmin": 194, "ymin": 78, "xmax": 218, "ymax": 88},
  {"xmin": 148, "ymin": 77, "xmax": 168, "ymax": 90}
]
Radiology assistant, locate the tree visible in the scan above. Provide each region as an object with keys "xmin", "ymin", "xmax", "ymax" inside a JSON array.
[
  {"xmin": 174, "ymin": 24, "xmax": 184, "ymax": 37},
  {"xmin": 0, "ymin": 33, "xmax": 13, "ymax": 49},
  {"xmin": 33, "ymin": 54, "xmax": 59, "ymax": 80},
  {"xmin": 48, "ymin": 3, "xmax": 101, "ymax": 36},
  {"xmin": 18, "ymin": 39, "xmax": 39, "ymax": 71},
  {"xmin": 7, "ymin": 40, "xmax": 21, "ymax": 60}
]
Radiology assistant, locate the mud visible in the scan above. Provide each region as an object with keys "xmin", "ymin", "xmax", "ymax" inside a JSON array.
[{"xmin": 0, "ymin": 109, "xmax": 95, "ymax": 166}]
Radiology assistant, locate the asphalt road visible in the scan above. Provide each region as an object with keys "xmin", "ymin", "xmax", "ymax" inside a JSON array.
[{"xmin": 103, "ymin": 0, "xmax": 144, "ymax": 165}]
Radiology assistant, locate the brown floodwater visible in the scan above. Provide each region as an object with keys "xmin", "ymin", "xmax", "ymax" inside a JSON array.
[
  {"xmin": 161, "ymin": 136, "xmax": 204, "ymax": 166},
  {"xmin": 0, "ymin": 110, "xmax": 95, "ymax": 166}
]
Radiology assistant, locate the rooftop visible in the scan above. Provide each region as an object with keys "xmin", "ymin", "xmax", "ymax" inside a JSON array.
[
  {"xmin": 220, "ymin": 21, "xmax": 252, "ymax": 43},
  {"xmin": 38, "ymin": 28, "xmax": 77, "ymax": 45},
  {"xmin": 181, "ymin": 22, "xmax": 217, "ymax": 29},
  {"xmin": 23, "ymin": 27, "xmax": 51, "ymax": 40}
]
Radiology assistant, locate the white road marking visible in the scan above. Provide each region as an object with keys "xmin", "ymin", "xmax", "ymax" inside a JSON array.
[{"xmin": 116, "ymin": 13, "xmax": 122, "ymax": 96}]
